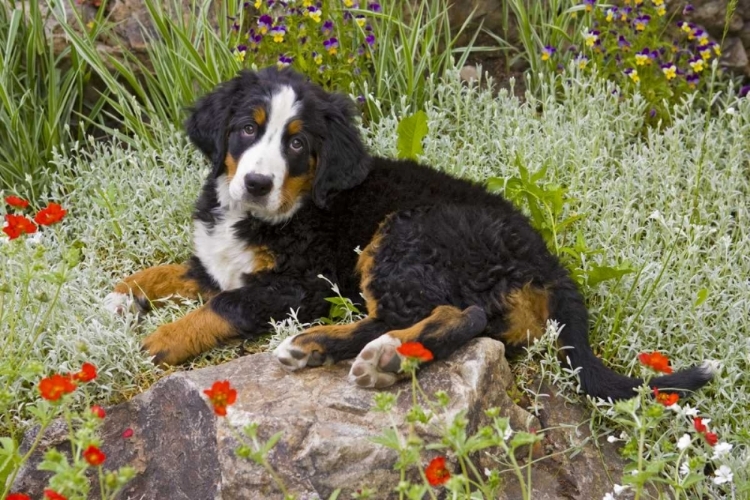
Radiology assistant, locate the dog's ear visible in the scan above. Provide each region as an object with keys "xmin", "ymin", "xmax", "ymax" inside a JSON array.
[
  {"xmin": 312, "ymin": 92, "xmax": 370, "ymax": 208},
  {"xmin": 185, "ymin": 72, "xmax": 255, "ymax": 177}
]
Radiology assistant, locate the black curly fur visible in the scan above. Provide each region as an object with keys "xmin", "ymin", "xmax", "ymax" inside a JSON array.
[{"xmin": 182, "ymin": 67, "xmax": 712, "ymax": 401}]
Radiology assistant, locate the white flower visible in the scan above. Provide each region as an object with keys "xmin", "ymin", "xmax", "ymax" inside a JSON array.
[
  {"xmin": 607, "ymin": 435, "xmax": 618, "ymax": 443},
  {"xmin": 503, "ymin": 426, "xmax": 513, "ymax": 441},
  {"xmin": 713, "ymin": 465, "xmax": 733, "ymax": 485},
  {"xmin": 677, "ymin": 433, "xmax": 692, "ymax": 451},
  {"xmin": 726, "ymin": 107, "xmax": 736, "ymax": 115},
  {"xmin": 711, "ymin": 442, "xmax": 733, "ymax": 460},
  {"xmin": 613, "ymin": 484, "xmax": 629, "ymax": 494},
  {"xmin": 679, "ymin": 461, "xmax": 691, "ymax": 476},
  {"xmin": 667, "ymin": 403, "xmax": 681, "ymax": 412},
  {"xmin": 484, "ymin": 467, "xmax": 491, "ymax": 477},
  {"xmin": 680, "ymin": 404, "xmax": 699, "ymax": 418},
  {"xmin": 603, "ymin": 494, "xmax": 615, "ymax": 500}
]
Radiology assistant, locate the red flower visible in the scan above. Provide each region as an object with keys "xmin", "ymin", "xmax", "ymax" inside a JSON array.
[
  {"xmin": 5, "ymin": 195, "xmax": 29, "ymax": 209},
  {"xmin": 638, "ymin": 351, "xmax": 673, "ymax": 374},
  {"xmin": 122, "ymin": 428, "xmax": 134, "ymax": 438},
  {"xmin": 83, "ymin": 445, "xmax": 106, "ymax": 466},
  {"xmin": 91, "ymin": 405, "xmax": 106, "ymax": 419},
  {"xmin": 425, "ymin": 456, "xmax": 451, "ymax": 486},
  {"xmin": 44, "ymin": 490, "xmax": 67, "ymax": 500},
  {"xmin": 203, "ymin": 380, "xmax": 237, "ymax": 416},
  {"xmin": 38, "ymin": 374, "xmax": 77, "ymax": 401},
  {"xmin": 6, "ymin": 493, "xmax": 32, "ymax": 500},
  {"xmin": 3, "ymin": 214, "xmax": 37, "ymax": 240},
  {"xmin": 73, "ymin": 362, "xmax": 97, "ymax": 382},
  {"xmin": 652, "ymin": 387, "xmax": 679, "ymax": 406},
  {"xmin": 704, "ymin": 432, "xmax": 718, "ymax": 446},
  {"xmin": 34, "ymin": 202, "xmax": 67, "ymax": 226},
  {"xmin": 693, "ymin": 417, "xmax": 707, "ymax": 433},
  {"xmin": 396, "ymin": 342, "xmax": 434, "ymax": 362}
]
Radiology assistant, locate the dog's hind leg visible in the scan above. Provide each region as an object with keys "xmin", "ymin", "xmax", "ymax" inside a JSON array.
[
  {"xmin": 349, "ymin": 304, "xmax": 488, "ymax": 388},
  {"xmin": 104, "ymin": 264, "xmax": 204, "ymax": 315},
  {"xmin": 274, "ymin": 317, "xmax": 391, "ymax": 370}
]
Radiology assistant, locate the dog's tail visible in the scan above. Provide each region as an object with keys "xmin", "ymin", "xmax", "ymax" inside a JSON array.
[{"xmin": 548, "ymin": 279, "xmax": 714, "ymax": 401}]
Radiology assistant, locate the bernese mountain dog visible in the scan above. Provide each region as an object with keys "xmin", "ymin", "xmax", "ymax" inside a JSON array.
[{"xmin": 105, "ymin": 67, "xmax": 713, "ymax": 401}]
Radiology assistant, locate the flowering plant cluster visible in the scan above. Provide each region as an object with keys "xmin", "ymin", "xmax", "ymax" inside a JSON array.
[
  {"xmin": 229, "ymin": 0, "xmax": 379, "ymax": 96},
  {"xmin": 3, "ymin": 195, "xmax": 67, "ymax": 241},
  {"xmin": 595, "ymin": 351, "xmax": 735, "ymax": 499},
  {"xmin": 541, "ymin": 1, "xmax": 728, "ymax": 124},
  {"xmin": 3, "ymin": 363, "xmax": 135, "ymax": 500}
]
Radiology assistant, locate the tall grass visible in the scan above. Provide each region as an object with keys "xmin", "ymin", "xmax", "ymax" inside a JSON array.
[
  {"xmin": 352, "ymin": 0, "xmax": 483, "ymax": 119},
  {"xmin": 48, "ymin": 0, "xmax": 241, "ymax": 148},
  {"xmin": 486, "ymin": 0, "xmax": 581, "ymax": 95},
  {"xmin": 0, "ymin": 2, "xmax": 106, "ymax": 198}
]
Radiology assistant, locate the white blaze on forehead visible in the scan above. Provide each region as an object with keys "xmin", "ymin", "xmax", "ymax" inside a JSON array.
[{"xmin": 229, "ymin": 86, "xmax": 299, "ymax": 211}]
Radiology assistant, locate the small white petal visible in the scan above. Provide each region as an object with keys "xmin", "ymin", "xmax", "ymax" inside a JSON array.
[
  {"xmin": 677, "ymin": 433, "xmax": 692, "ymax": 451},
  {"xmin": 607, "ymin": 435, "xmax": 618, "ymax": 443},
  {"xmin": 613, "ymin": 484, "xmax": 629, "ymax": 494},
  {"xmin": 726, "ymin": 107, "xmax": 736, "ymax": 115},
  {"xmin": 679, "ymin": 462, "xmax": 691, "ymax": 476},
  {"xmin": 603, "ymin": 494, "xmax": 615, "ymax": 500},
  {"xmin": 713, "ymin": 465, "xmax": 733, "ymax": 485},
  {"xmin": 711, "ymin": 442, "xmax": 733, "ymax": 460}
]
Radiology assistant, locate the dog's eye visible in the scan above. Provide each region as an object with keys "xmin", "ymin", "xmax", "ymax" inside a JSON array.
[
  {"xmin": 289, "ymin": 137, "xmax": 304, "ymax": 152},
  {"xmin": 242, "ymin": 124, "xmax": 257, "ymax": 137}
]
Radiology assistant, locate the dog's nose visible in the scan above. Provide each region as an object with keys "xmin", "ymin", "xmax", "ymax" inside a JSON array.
[{"xmin": 244, "ymin": 173, "xmax": 273, "ymax": 197}]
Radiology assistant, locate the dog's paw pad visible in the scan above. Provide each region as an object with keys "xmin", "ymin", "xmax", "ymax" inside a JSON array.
[
  {"xmin": 104, "ymin": 292, "xmax": 132, "ymax": 315},
  {"xmin": 349, "ymin": 334, "xmax": 403, "ymax": 388},
  {"xmin": 274, "ymin": 335, "xmax": 327, "ymax": 371}
]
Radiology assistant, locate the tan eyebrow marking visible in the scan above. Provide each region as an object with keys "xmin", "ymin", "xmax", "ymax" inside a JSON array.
[
  {"xmin": 287, "ymin": 119, "xmax": 303, "ymax": 135},
  {"xmin": 253, "ymin": 107, "xmax": 266, "ymax": 125}
]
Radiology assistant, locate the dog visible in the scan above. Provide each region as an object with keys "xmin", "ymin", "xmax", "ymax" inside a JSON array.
[{"xmin": 105, "ymin": 67, "xmax": 713, "ymax": 400}]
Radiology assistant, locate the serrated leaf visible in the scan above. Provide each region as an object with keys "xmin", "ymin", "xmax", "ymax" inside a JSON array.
[{"xmin": 396, "ymin": 110, "xmax": 428, "ymax": 160}]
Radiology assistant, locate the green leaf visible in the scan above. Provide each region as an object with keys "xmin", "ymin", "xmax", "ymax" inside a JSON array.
[
  {"xmin": 586, "ymin": 264, "xmax": 635, "ymax": 287},
  {"xmin": 694, "ymin": 288, "xmax": 708, "ymax": 307},
  {"xmin": 396, "ymin": 110, "xmax": 428, "ymax": 160}
]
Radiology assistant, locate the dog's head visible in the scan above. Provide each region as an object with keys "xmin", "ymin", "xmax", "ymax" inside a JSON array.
[{"xmin": 186, "ymin": 68, "xmax": 370, "ymax": 221}]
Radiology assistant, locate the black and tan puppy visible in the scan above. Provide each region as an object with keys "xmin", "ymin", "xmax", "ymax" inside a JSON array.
[{"xmin": 105, "ymin": 67, "xmax": 713, "ymax": 400}]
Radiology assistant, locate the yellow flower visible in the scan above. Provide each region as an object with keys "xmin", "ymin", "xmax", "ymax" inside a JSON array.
[
  {"xmin": 254, "ymin": 0, "xmax": 261, "ymax": 8},
  {"xmin": 656, "ymin": 6, "xmax": 666, "ymax": 16},
  {"xmin": 698, "ymin": 35, "xmax": 709, "ymax": 45},
  {"xmin": 314, "ymin": 53, "xmax": 323, "ymax": 65},
  {"xmin": 344, "ymin": 0, "xmax": 354, "ymax": 6},
  {"xmin": 606, "ymin": 11, "xmax": 614, "ymax": 22},
  {"xmin": 328, "ymin": 47, "xmax": 338, "ymax": 55},
  {"xmin": 662, "ymin": 65, "xmax": 676, "ymax": 80},
  {"xmin": 584, "ymin": 32, "xmax": 598, "ymax": 47},
  {"xmin": 690, "ymin": 59, "xmax": 705, "ymax": 72},
  {"xmin": 628, "ymin": 69, "xmax": 640, "ymax": 83},
  {"xmin": 700, "ymin": 48, "xmax": 711, "ymax": 60},
  {"xmin": 273, "ymin": 33, "xmax": 284, "ymax": 42},
  {"xmin": 356, "ymin": 17, "xmax": 366, "ymax": 27},
  {"xmin": 578, "ymin": 58, "xmax": 588, "ymax": 69},
  {"xmin": 635, "ymin": 54, "xmax": 650, "ymax": 66},
  {"xmin": 310, "ymin": 11, "xmax": 322, "ymax": 23},
  {"xmin": 652, "ymin": 0, "xmax": 664, "ymax": 5},
  {"xmin": 713, "ymin": 45, "xmax": 721, "ymax": 56},
  {"xmin": 234, "ymin": 50, "xmax": 246, "ymax": 63},
  {"xmin": 303, "ymin": 0, "xmax": 313, "ymax": 6}
]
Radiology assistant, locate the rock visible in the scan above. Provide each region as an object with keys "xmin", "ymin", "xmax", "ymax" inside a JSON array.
[
  {"xmin": 14, "ymin": 338, "xmax": 631, "ymax": 499},
  {"xmin": 721, "ymin": 37, "xmax": 750, "ymax": 73},
  {"xmin": 459, "ymin": 64, "xmax": 479, "ymax": 83},
  {"xmin": 689, "ymin": 0, "xmax": 745, "ymax": 34}
]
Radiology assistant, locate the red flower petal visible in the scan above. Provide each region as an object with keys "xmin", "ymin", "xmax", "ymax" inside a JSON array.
[
  {"xmin": 203, "ymin": 380, "xmax": 238, "ymax": 417},
  {"xmin": 693, "ymin": 416, "xmax": 707, "ymax": 433},
  {"xmin": 652, "ymin": 387, "xmax": 679, "ymax": 406},
  {"xmin": 396, "ymin": 342, "xmax": 434, "ymax": 362},
  {"xmin": 83, "ymin": 445, "xmax": 106, "ymax": 466},
  {"xmin": 44, "ymin": 490, "xmax": 67, "ymax": 500},
  {"xmin": 34, "ymin": 202, "xmax": 67, "ymax": 226},
  {"xmin": 5, "ymin": 195, "xmax": 29, "ymax": 209},
  {"xmin": 6, "ymin": 493, "xmax": 32, "ymax": 500},
  {"xmin": 638, "ymin": 351, "xmax": 673, "ymax": 374},
  {"xmin": 704, "ymin": 432, "xmax": 718, "ymax": 446},
  {"xmin": 38, "ymin": 374, "xmax": 77, "ymax": 401},
  {"xmin": 73, "ymin": 362, "xmax": 97, "ymax": 382},
  {"xmin": 122, "ymin": 428, "xmax": 134, "ymax": 438},
  {"xmin": 3, "ymin": 214, "xmax": 37, "ymax": 240},
  {"xmin": 425, "ymin": 456, "xmax": 451, "ymax": 486},
  {"xmin": 91, "ymin": 405, "xmax": 106, "ymax": 419}
]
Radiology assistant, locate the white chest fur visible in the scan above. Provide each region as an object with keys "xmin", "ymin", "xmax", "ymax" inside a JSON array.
[{"xmin": 193, "ymin": 212, "xmax": 257, "ymax": 291}]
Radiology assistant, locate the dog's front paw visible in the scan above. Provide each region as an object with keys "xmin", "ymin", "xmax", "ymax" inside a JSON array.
[
  {"xmin": 104, "ymin": 292, "xmax": 132, "ymax": 315},
  {"xmin": 349, "ymin": 334, "xmax": 404, "ymax": 388},
  {"xmin": 274, "ymin": 334, "xmax": 329, "ymax": 371},
  {"xmin": 141, "ymin": 323, "xmax": 190, "ymax": 366}
]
